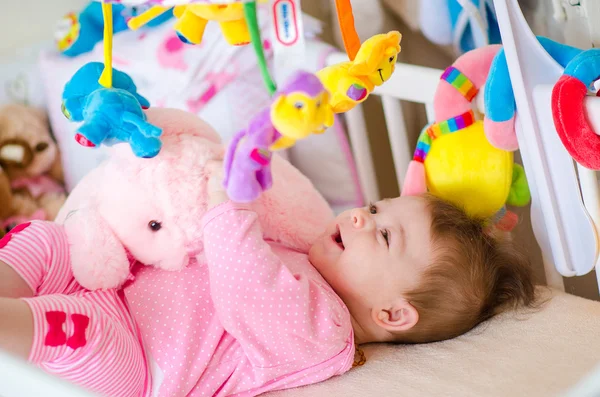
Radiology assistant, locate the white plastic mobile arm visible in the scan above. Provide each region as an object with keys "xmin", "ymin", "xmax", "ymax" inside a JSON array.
[{"xmin": 493, "ymin": 0, "xmax": 600, "ymax": 290}]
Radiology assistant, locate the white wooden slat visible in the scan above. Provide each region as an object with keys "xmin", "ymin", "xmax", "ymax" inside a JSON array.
[
  {"xmin": 425, "ymin": 102, "xmax": 436, "ymax": 124},
  {"xmin": 381, "ymin": 95, "xmax": 412, "ymax": 192},
  {"xmin": 344, "ymin": 104, "xmax": 380, "ymax": 203}
]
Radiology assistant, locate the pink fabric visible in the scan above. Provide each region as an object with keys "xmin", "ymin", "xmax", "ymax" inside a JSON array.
[
  {"xmin": 124, "ymin": 202, "xmax": 355, "ymax": 397},
  {"xmin": 0, "ymin": 214, "xmax": 353, "ymax": 396},
  {"xmin": 0, "ymin": 221, "xmax": 150, "ymax": 397},
  {"xmin": 11, "ymin": 175, "xmax": 65, "ymax": 199}
]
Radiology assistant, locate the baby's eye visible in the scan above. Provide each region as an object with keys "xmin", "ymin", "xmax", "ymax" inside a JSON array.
[
  {"xmin": 148, "ymin": 220, "xmax": 162, "ymax": 232},
  {"xmin": 294, "ymin": 102, "xmax": 304, "ymax": 110},
  {"xmin": 381, "ymin": 229, "xmax": 389, "ymax": 246},
  {"xmin": 389, "ymin": 56, "xmax": 395, "ymax": 63},
  {"xmin": 369, "ymin": 202, "xmax": 377, "ymax": 214}
]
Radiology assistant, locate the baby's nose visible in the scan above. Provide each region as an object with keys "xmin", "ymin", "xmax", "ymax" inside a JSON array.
[{"xmin": 351, "ymin": 209, "xmax": 369, "ymax": 229}]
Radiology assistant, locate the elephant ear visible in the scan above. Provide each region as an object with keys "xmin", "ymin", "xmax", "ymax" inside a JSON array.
[{"xmin": 64, "ymin": 208, "xmax": 130, "ymax": 290}]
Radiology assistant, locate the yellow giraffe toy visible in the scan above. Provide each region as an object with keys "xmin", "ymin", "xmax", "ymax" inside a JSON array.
[
  {"xmin": 317, "ymin": 31, "xmax": 402, "ymax": 113},
  {"xmin": 173, "ymin": 3, "xmax": 250, "ymax": 46}
]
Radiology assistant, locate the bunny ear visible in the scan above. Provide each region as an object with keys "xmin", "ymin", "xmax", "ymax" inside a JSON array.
[{"xmin": 64, "ymin": 208, "xmax": 130, "ymax": 290}]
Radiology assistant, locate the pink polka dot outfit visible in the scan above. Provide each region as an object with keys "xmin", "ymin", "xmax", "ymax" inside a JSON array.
[{"xmin": 0, "ymin": 202, "xmax": 355, "ymax": 397}]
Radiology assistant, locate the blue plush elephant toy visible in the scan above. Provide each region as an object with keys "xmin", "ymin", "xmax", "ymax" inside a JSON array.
[
  {"xmin": 62, "ymin": 62, "xmax": 162, "ymax": 158},
  {"xmin": 56, "ymin": 2, "xmax": 172, "ymax": 57}
]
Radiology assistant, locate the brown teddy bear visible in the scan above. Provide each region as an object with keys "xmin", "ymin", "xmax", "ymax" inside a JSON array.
[{"xmin": 0, "ymin": 104, "xmax": 66, "ymax": 229}]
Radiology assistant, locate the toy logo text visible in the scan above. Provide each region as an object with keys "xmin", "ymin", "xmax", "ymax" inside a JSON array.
[{"xmin": 273, "ymin": 0, "xmax": 299, "ymax": 46}]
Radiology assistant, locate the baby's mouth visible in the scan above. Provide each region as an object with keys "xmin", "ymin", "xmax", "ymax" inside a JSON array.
[{"xmin": 332, "ymin": 226, "xmax": 345, "ymax": 250}]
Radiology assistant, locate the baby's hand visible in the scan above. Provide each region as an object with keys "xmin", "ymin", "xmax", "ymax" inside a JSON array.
[{"xmin": 206, "ymin": 160, "xmax": 229, "ymax": 209}]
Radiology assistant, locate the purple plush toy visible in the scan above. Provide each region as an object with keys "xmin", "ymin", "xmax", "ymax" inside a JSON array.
[{"xmin": 223, "ymin": 71, "xmax": 334, "ymax": 203}]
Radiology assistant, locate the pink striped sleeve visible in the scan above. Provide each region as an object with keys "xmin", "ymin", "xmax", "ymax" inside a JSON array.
[{"xmin": 0, "ymin": 221, "xmax": 75, "ymax": 295}]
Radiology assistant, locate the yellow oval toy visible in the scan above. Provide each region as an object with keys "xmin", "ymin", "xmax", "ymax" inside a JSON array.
[{"xmin": 402, "ymin": 45, "xmax": 530, "ymax": 226}]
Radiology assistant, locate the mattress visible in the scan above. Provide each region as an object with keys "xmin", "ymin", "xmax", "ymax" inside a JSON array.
[{"xmin": 269, "ymin": 288, "xmax": 600, "ymax": 397}]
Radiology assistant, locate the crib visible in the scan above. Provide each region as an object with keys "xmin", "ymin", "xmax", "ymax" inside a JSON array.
[
  {"xmin": 2, "ymin": 0, "xmax": 600, "ymax": 395},
  {"xmin": 336, "ymin": 0, "xmax": 600, "ymax": 297}
]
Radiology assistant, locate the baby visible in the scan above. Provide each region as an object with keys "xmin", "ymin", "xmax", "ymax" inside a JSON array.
[{"xmin": 0, "ymin": 163, "xmax": 535, "ymax": 397}]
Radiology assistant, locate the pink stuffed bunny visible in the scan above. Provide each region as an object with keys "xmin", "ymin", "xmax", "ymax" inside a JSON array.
[{"xmin": 56, "ymin": 108, "xmax": 333, "ymax": 290}]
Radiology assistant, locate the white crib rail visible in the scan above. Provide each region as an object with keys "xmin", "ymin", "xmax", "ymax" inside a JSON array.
[{"xmin": 325, "ymin": 53, "xmax": 441, "ymax": 203}]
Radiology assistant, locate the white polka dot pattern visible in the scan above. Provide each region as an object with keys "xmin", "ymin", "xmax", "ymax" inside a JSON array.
[{"xmin": 124, "ymin": 202, "xmax": 355, "ymax": 396}]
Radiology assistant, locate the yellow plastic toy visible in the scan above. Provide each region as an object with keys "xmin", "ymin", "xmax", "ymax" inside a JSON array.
[
  {"xmin": 269, "ymin": 71, "xmax": 335, "ymax": 151},
  {"xmin": 316, "ymin": 31, "xmax": 402, "ymax": 113}
]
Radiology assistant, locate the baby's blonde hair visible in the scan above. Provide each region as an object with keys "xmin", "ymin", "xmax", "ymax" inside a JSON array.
[{"xmin": 394, "ymin": 195, "xmax": 536, "ymax": 344}]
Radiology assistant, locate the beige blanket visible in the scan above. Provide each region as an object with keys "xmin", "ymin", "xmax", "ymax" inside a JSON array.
[{"xmin": 269, "ymin": 288, "xmax": 600, "ymax": 397}]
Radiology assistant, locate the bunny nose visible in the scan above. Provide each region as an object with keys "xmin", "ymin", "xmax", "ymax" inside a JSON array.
[{"xmin": 0, "ymin": 139, "xmax": 33, "ymax": 169}]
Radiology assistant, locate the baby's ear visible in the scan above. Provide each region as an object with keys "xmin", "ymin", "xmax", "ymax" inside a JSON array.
[{"xmin": 372, "ymin": 300, "xmax": 419, "ymax": 333}]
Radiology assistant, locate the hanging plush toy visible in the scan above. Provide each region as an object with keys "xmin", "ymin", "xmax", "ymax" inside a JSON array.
[
  {"xmin": 402, "ymin": 45, "xmax": 530, "ymax": 228},
  {"xmin": 316, "ymin": 31, "xmax": 402, "ymax": 113},
  {"xmin": 55, "ymin": 2, "xmax": 172, "ymax": 57},
  {"xmin": 419, "ymin": 0, "xmax": 501, "ymax": 55},
  {"xmin": 484, "ymin": 36, "xmax": 583, "ymax": 151},
  {"xmin": 126, "ymin": 2, "xmax": 270, "ymax": 46},
  {"xmin": 223, "ymin": 71, "xmax": 333, "ymax": 202},
  {"xmin": 173, "ymin": 3, "xmax": 250, "ymax": 46},
  {"xmin": 61, "ymin": 4, "xmax": 163, "ymax": 159},
  {"xmin": 62, "ymin": 62, "xmax": 162, "ymax": 158},
  {"xmin": 552, "ymin": 48, "xmax": 600, "ymax": 170}
]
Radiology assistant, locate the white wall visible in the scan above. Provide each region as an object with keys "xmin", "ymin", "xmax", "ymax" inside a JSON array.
[{"xmin": 0, "ymin": 0, "xmax": 87, "ymax": 56}]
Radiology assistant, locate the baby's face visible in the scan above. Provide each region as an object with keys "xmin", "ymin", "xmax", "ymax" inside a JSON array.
[{"xmin": 309, "ymin": 196, "xmax": 433, "ymax": 314}]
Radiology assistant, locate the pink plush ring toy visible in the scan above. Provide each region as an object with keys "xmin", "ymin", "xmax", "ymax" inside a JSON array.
[{"xmin": 552, "ymin": 48, "xmax": 600, "ymax": 170}]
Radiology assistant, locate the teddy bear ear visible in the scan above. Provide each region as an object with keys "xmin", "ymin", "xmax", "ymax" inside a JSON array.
[{"xmin": 31, "ymin": 107, "xmax": 49, "ymax": 123}]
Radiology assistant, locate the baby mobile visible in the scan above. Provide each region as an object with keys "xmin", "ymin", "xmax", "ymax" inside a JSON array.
[{"xmin": 61, "ymin": 0, "xmax": 402, "ymax": 202}]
